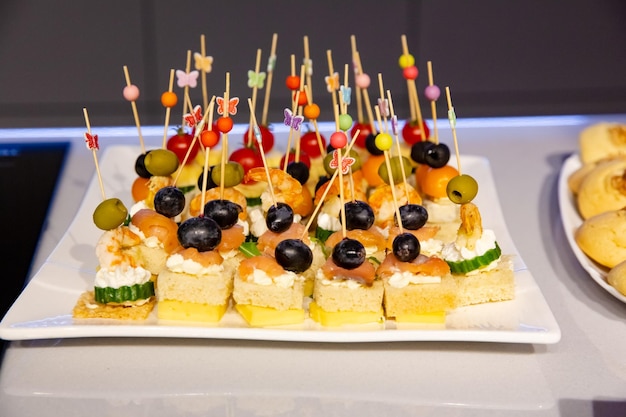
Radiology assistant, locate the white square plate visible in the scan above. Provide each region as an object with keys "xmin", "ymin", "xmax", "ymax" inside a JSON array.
[{"xmin": 0, "ymin": 145, "xmax": 561, "ymax": 343}]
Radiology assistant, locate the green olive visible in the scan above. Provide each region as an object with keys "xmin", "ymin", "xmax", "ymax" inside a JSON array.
[
  {"xmin": 144, "ymin": 149, "xmax": 179, "ymax": 177},
  {"xmin": 446, "ymin": 174, "xmax": 479, "ymax": 204},
  {"xmin": 378, "ymin": 155, "xmax": 412, "ymax": 185},
  {"xmin": 323, "ymin": 149, "xmax": 362, "ymax": 175},
  {"xmin": 93, "ymin": 198, "xmax": 128, "ymax": 230},
  {"xmin": 211, "ymin": 161, "xmax": 244, "ymax": 188}
]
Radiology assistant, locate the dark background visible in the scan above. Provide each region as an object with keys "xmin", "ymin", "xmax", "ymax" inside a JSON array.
[{"xmin": 1, "ymin": 0, "xmax": 625, "ymax": 129}]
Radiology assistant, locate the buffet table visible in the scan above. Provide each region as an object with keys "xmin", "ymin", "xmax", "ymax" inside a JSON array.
[{"xmin": 0, "ymin": 115, "xmax": 625, "ymax": 416}]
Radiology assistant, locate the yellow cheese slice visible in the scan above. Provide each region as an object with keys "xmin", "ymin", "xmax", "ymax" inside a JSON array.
[
  {"xmin": 235, "ymin": 304, "xmax": 305, "ymax": 326},
  {"xmin": 157, "ymin": 299, "xmax": 227, "ymax": 322},
  {"xmin": 309, "ymin": 302, "xmax": 384, "ymax": 327}
]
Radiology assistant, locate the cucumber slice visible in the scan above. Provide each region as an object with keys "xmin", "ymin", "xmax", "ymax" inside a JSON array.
[
  {"xmin": 246, "ymin": 197, "xmax": 262, "ymax": 207},
  {"xmin": 446, "ymin": 242, "xmax": 502, "ymax": 274},
  {"xmin": 94, "ymin": 281, "xmax": 155, "ymax": 304}
]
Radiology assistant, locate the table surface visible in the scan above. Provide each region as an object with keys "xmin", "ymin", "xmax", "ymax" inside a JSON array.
[{"xmin": 1, "ymin": 115, "xmax": 625, "ymax": 417}]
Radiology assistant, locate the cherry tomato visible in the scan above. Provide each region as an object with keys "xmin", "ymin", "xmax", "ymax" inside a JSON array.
[
  {"xmin": 229, "ymin": 147, "xmax": 263, "ymax": 175},
  {"xmin": 350, "ymin": 122, "xmax": 374, "ymax": 149},
  {"xmin": 402, "ymin": 120, "xmax": 431, "ymax": 145},
  {"xmin": 419, "ymin": 164, "xmax": 459, "ymax": 199},
  {"xmin": 280, "ymin": 150, "xmax": 311, "ymax": 169},
  {"xmin": 166, "ymin": 127, "xmax": 199, "ymax": 164},
  {"xmin": 300, "ymin": 130, "xmax": 326, "ymax": 158},
  {"xmin": 242, "ymin": 124, "xmax": 274, "ymax": 152}
]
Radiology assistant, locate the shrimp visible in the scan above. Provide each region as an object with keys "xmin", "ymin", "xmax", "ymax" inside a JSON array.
[
  {"xmin": 245, "ymin": 167, "xmax": 309, "ymax": 216},
  {"xmin": 455, "ymin": 202, "xmax": 483, "ymax": 250},
  {"xmin": 188, "ymin": 187, "xmax": 248, "ymax": 219},
  {"xmin": 144, "ymin": 176, "xmax": 173, "ymax": 209},
  {"xmin": 314, "ymin": 171, "xmax": 367, "ymax": 206},
  {"xmin": 95, "ymin": 226, "xmax": 142, "ymax": 269},
  {"xmin": 368, "ymin": 183, "xmax": 421, "ymax": 228}
]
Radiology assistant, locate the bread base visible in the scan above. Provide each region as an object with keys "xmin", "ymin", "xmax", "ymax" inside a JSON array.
[{"xmin": 72, "ymin": 291, "xmax": 155, "ymax": 320}]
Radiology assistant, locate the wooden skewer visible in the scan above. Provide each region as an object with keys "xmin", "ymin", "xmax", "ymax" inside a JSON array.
[
  {"xmin": 375, "ymin": 105, "xmax": 404, "ymax": 234},
  {"xmin": 183, "ymin": 50, "xmax": 194, "ymax": 117},
  {"xmin": 173, "ymin": 97, "xmax": 215, "ymax": 186},
  {"xmin": 261, "ymin": 33, "xmax": 278, "ymax": 127},
  {"xmin": 248, "ymin": 98, "xmax": 278, "ymax": 206},
  {"xmin": 445, "ymin": 86, "xmax": 462, "ymax": 175},
  {"xmin": 353, "ymin": 51, "xmax": 377, "ymax": 134},
  {"xmin": 427, "ymin": 61, "xmax": 440, "ymax": 144},
  {"xmin": 122, "ymin": 65, "xmax": 145, "ymax": 154},
  {"xmin": 387, "ymin": 89, "xmax": 411, "ymax": 203},
  {"xmin": 300, "ymin": 129, "xmax": 360, "ymax": 240},
  {"xmin": 199, "ymin": 34, "xmax": 209, "ymax": 110},
  {"xmin": 200, "ymin": 98, "xmax": 217, "ymax": 211},
  {"xmin": 401, "ymin": 35, "xmax": 426, "ymax": 139},
  {"xmin": 162, "ymin": 69, "xmax": 176, "ymax": 149},
  {"xmin": 247, "ymin": 48, "xmax": 263, "ymax": 147},
  {"xmin": 326, "ymin": 50, "xmax": 339, "ymax": 116},
  {"xmin": 82, "ymin": 108, "xmax": 106, "ymax": 200},
  {"xmin": 219, "ymin": 72, "xmax": 231, "ymax": 200},
  {"xmin": 350, "ymin": 35, "xmax": 364, "ymax": 124},
  {"xmin": 303, "ymin": 35, "xmax": 313, "ymax": 103}
]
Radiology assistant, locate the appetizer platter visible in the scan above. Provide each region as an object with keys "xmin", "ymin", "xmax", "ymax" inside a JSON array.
[{"xmin": 0, "ymin": 33, "xmax": 561, "ymax": 343}]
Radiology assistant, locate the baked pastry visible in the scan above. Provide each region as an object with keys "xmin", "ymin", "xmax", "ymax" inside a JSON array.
[
  {"xmin": 579, "ymin": 122, "xmax": 626, "ymax": 165},
  {"xmin": 575, "ymin": 208, "xmax": 626, "ymax": 268},
  {"xmin": 576, "ymin": 158, "xmax": 626, "ymax": 219},
  {"xmin": 607, "ymin": 259, "xmax": 626, "ymax": 296}
]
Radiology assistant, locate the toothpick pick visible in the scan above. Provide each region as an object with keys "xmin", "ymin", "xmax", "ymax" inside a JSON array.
[
  {"xmin": 122, "ymin": 65, "xmax": 145, "ymax": 154},
  {"xmin": 82, "ymin": 108, "xmax": 106, "ymax": 201},
  {"xmin": 427, "ymin": 61, "xmax": 439, "ymax": 144},
  {"xmin": 350, "ymin": 35, "xmax": 364, "ymax": 124},
  {"xmin": 353, "ymin": 51, "xmax": 377, "ymax": 134},
  {"xmin": 445, "ymin": 86, "xmax": 462, "ymax": 175},
  {"xmin": 200, "ymin": 97, "xmax": 217, "ymax": 211},
  {"xmin": 375, "ymin": 105, "xmax": 403, "ymax": 234},
  {"xmin": 248, "ymin": 98, "xmax": 278, "ymax": 206},
  {"xmin": 261, "ymin": 33, "xmax": 278, "ymax": 127},
  {"xmin": 300, "ymin": 129, "xmax": 361, "ymax": 240},
  {"xmin": 247, "ymin": 48, "xmax": 263, "ymax": 147},
  {"xmin": 200, "ymin": 35, "xmax": 209, "ymax": 110},
  {"xmin": 162, "ymin": 68, "xmax": 176, "ymax": 149}
]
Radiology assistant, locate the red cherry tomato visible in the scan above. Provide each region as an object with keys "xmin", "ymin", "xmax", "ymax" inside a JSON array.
[
  {"xmin": 300, "ymin": 130, "xmax": 326, "ymax": 158},
  {"xmin": 166, "ymin": 128, "xmax": 199, "ymax": 164},
  {"xmin": 229, "ymin": 147, "xmax": 263, "ymax": 175},
  {"xmin": 280, "ymin": 150, "xmax": 311, "ymax": 169},
  {"xmin": 242, "ymin": 124, "xmax": 274, "ymax": 153},
  {"xmin": 402, "ymin": 120, "xmax": 431, "ymax": 145},
  {"xmin": 350, "ymin": 122, "xmax": 374, "ymax": 149}
]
